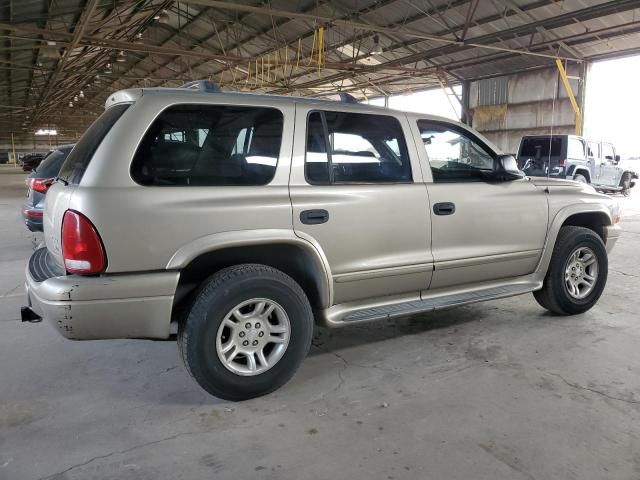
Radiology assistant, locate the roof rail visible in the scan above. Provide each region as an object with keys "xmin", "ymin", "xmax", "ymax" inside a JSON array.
[{"xmin": 180, "ymin": 80, "xmax": 221, "ymax": 93}]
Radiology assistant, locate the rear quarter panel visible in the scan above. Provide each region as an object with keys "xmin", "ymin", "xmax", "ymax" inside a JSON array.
[{"xmin": 68, "ymin": 93, "xmax": 296, "ymax": 273}]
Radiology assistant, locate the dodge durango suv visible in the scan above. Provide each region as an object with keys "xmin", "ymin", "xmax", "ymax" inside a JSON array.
[{"xmin": 23, "ymin": 84, "xmax": 622, "ymax": 400}]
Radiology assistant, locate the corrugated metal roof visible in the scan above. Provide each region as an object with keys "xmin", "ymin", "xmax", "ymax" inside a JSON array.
[{"xmin": 0, "ymin": 0, "xmax": 639, "ymax": 141}]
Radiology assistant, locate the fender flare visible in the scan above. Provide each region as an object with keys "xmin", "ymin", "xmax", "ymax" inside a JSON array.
[
  {"xmin": 166, "ymin": 229, "xmax": 334, "ymax": 307},
  {"xmin": 535, "ymin": 204, "xmax": 612, "ymax": 277}
]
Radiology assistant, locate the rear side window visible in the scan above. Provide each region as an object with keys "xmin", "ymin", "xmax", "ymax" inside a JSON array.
[
  {"xmin": 567, "ymin": 138, "xmax": 585, "ymax": 160},
  {"xmin": 518, "ymin": 137, "xmax": 563, "ymax": 158},
  {"xmin": 58, "ymin": 104, "xmax": 130, "ymax": 184},
  {"xmin": 305, "ymin": 111, "xmax": 412, "ymax": 184},
  {"xmin": 131, "ymin": 105, "xmax": 283, "ymax": 186}
]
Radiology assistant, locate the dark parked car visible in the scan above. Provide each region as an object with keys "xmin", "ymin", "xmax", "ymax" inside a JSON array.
[
  {"xmin": 23, "ymin": 145, "xmax": 74, "ymax": 231},
  {"xmin": 21, "ymin": 152, "xmax": 47, "ymax": 172}
]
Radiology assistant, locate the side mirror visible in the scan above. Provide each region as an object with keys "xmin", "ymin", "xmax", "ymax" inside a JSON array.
[
  {"xmin": 494, "ymin": 154, "xmax": 525, "ymax": 181},
  {"xmin": 615, "ymin": 154, "xmax": 621, "ymax": 164}
]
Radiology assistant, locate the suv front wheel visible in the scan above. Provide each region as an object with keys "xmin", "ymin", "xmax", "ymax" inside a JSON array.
[
  {"xmin": 533, "ymin": 226, "xmax": 608, "ymax": 315},
  {"xmin": 178, "ymin": 264, "xmax": 314, "ymax": 400}
]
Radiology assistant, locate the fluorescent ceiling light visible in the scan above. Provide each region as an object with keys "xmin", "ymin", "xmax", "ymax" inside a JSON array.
[
  {"xmin": 336, "ymin": 43, "xmax": 381, "ymax": 66},
  {"xmin": 35, "ymin": 129, "xmax": 57, "ymax": 136}
]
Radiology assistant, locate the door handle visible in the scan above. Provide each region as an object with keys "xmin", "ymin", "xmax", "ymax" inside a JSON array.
[
  {"xmin": 433, "ymin": 202, "xmax": 456, "ymax": 216},
  {"xmin": 300, "ymin": 209, "xmax": 329, "ymax": 225}
]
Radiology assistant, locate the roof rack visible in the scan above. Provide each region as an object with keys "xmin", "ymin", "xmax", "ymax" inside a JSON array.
[{"xmin": 180, "ymin": 80, "xmax": 221, "ymax": 93}]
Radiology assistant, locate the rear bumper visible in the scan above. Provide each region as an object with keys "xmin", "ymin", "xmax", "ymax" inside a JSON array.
[
  {"xmin": 604, "ymin": 224, "xmax": 622, "ymax": 253},
  {"xmin": 22, "ymin": 205, "xmax": 43, "ymax": 232},
  {"xmin": 25, "ymin": 249, "xmax": 179, "ymax": 340}
]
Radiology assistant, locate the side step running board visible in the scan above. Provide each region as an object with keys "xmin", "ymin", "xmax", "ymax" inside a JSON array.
[{"xmin": 340, "ymin": 284, "xmax": 536, "ymax": 324}]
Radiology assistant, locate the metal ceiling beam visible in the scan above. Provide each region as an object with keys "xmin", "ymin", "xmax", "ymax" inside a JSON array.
[
  {"xmin": 179, "ymin": 0, "xmax": 582, "ymax": 61},
  {"xmin": 33, "ymin": 0, "xmax": 101, "ymax": 121},
  {"xmin": 275, "ymin": 0, "xmax": 638, "ymax": 92}
]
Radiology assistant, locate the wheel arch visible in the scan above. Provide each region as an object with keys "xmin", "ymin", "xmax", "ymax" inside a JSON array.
[
  {"xmin": 168, "ymin": 230, "xmax": 333, "ymax": 321},
  {"xmin": 535, "ymin": 205, "xmax": 612, "ymax": 278},
  {"xmin": 572, "ymin": 168, "xmax": 591, "ymax": 183}
]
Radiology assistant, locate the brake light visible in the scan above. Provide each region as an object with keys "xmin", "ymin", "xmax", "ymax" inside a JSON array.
[
  {"xmin": 558, "ymin": 158, "xmax": 566, "ymax": 166},
  {"xmin": 23, "ymin": 209, "xmax": 43, "ymax": 217},
  {"xmin": 31, "ymin": 178, "xmax": 54, "ymax": 193},
  {"xmin": 61, "ymin": 210, "xmax": 106, "ymax": 275}
]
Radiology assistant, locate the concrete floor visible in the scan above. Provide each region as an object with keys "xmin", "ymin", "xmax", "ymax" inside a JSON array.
[{"xmin": 1, "ymin": 166, "xmax": 639, "ymax": 480}]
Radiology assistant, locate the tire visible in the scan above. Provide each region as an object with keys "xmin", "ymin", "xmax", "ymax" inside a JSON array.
[
  {"xmin": 573, "ymin": 173, "xmax": 588, "ymax": 184},
  {"xmin": 178, "ymin": 264, "xmax": 313, "ymax": 401},
  {"xmin": 533, "ymin": 226, "xmax": 608, "ymax": 315}
]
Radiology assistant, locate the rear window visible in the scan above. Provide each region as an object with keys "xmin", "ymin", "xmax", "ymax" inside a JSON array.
[
  {"xmin": 34, "ymin": 148, "xmax": 71, "ymax": 178},
  {"xmin": 519, "ymin": 137, "xmax": 563, "ymax": 158},
  {"xmin": 58, "ymin": 104, "xmax": 130, "ymax": 184},
  {"xmin": 130, "ymin": 104, "xmax": 283, "ymax": 186}
]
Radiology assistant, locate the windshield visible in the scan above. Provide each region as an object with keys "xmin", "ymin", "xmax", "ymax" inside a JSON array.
[{"xmin": 34, "ymin": 148, "xmax": 71, "ymax": 178}]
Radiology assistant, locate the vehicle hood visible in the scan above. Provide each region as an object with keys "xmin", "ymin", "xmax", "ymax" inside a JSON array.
[{"xmin": 526, "ymin": 176, "xmax": 581, "ymax": 188}]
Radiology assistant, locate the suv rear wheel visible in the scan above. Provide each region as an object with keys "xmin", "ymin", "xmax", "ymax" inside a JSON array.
[
  {"xmin": 533, "ymin": 226, "xmax": 608, "ymax": 315},
  {"xmin": 178, "ymin": 264, "xmax": 313, "ymax": 400}
]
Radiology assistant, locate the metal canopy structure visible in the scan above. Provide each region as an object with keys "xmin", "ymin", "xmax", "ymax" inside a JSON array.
[{"xmin": 1, "ymin": 0, "xmax": 640, "ymax": 142}]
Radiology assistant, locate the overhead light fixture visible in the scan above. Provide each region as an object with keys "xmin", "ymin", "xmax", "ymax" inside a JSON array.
[
  {"xmin": 42, "ymin": 40, "xmax": 59, "ymax": 59},
  {"xmin": 134, "ymin": 33, "xmax": 144, "ymax": 44},
  {"xmin": 79, "ymin": 90, "xmax": 85, "ymax": 99},
  {"xmin": 35, "ymin": 129, "xmax": 57, "ymax": 136},
  {"xmin": 105, "ymin": 63, "xmax": 112, "ymax": 73},
  {"xmin": 68, "ymin": 101, "xmax": 73, "ymax": 107},
  {"xmin": 74, "ymin": 95, "xmax": 79, "ymax": 102},
  {"xmin": 116, "ymin": 50, "xmax": 127, "ymax": 62},
  {"xmin": 158, "ymin": 10, "xmax": 170, "ymax": 24},
  {"xmin": 371, "ymin": 35, "xmax": 383, "ymax": 55}
]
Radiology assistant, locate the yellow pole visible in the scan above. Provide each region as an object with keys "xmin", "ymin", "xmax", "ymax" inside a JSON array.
[
  {"xmin": 11, "ymin": 132, "xmax": 17, "ymax": 165},
  {"xmin": 555, "ymin": 58, "xmax": 582, "ymax": 135}
]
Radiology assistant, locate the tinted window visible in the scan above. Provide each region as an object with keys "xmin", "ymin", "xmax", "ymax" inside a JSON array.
[
  {"xmin": 34, "ymin": 147, "xmax": 73, "ymax": 178},
  {"xmin": 131, "ymin": 105, "xmax": 283, "ymax": 186},
  {"xmin": 519, "ymin": 137, "xmax": 563, "ymax": 158},
  {"xmin": 305, "ymin": 111, "xmax": 411, "ymax": 184},
  {"xmin": 567, "ymin": 138, "xmax": 585, "ymax": 159},
  {"xmin": 417, "ymin": 120, "xmax": 495, "ymax": 182},
  {"xmin": 58, "ymin": 104, "xmax": 130, "ymax": 184},
  {"xmin": 587, "ymin": 142, "xmax": 600, "ymax": 159}
]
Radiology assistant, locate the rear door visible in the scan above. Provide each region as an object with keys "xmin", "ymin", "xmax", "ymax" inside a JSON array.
[
  {"xmin": 289, "ymin": 105, "xmax": 432, "ymax": 305},
  {"xmin": 587, "ymin": 141, "xmax": 603, "ymax": 183},
  {"xmin": 600, "ymin": 143, "xmax": 619, "ymax": 186},
  {"xmin": 414, "ymin": 119, "xmax": 548, "ymax": 290}
]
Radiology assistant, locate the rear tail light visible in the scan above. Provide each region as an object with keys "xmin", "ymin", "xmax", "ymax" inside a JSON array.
[
  {"xmin": 31, "ymin": 178, "xmax": 55, "ymax": 193},
  {"xmin": 61, "ymin": 210, "xmax": 107, "ymax": 275},
  {"xmin": 558, "ymin": 158, "xmax": 566, "ymax": 166},
  {"xmin": 23, "ymin": 209, "xmax": 43, "ymax": 218}
]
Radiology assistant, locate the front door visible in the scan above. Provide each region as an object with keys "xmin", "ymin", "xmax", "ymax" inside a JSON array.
[
  {"xmin": 413, "ymin": 119, "xmax": 548, "ymax": 290},
  {"xmin": 289, "ymin": 105, "xmax": 432, "ymax": 305}
]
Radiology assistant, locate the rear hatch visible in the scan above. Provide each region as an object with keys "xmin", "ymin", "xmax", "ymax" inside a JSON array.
[
  {"xmin": 43, "ymin": 104, "xmax": 131, "ymax": 270},
  {"xmin": 517, "ymin": 136, "xmax": 566, "ymax": 177}
]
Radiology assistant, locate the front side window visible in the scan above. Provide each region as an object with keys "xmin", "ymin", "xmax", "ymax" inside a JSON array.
[
  {"xmin": 417, "ymin": 120, "xmax": 495, "ymax": 182},
  {"xmin": 602, "ymin": 143, "xmax": 615, "ymax": 163},
  {"xmin": 305, "ymin": 111, "xmax": 412, "ymax": 184},
  {"xmin": 131, "ymin": 105, "xmax": 283, "ymax": 186},
  {"xmin": 568, "ymin": 138, "xmax": 585, "ymax": 160}
]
